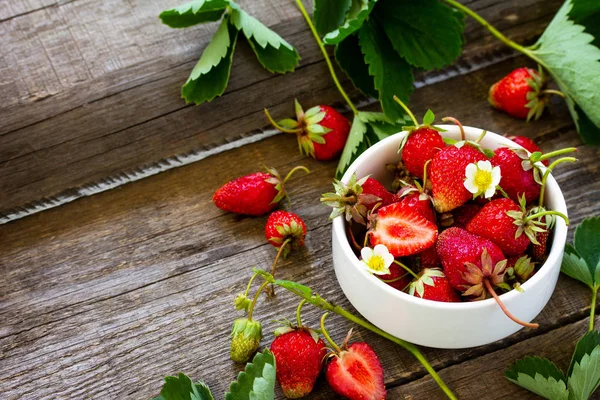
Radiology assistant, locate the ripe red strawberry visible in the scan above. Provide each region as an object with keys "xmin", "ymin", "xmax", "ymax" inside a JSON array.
[
  {"xmin": 436, "ymin": 227, "xmax": 505, "ymax": 290},
  {"xmin": 213, "ymin": 166, "xmax": 308, "ymax": 216},
  {"xmin": 397, "ymin": 190, "xmax": 436, "ymax": 223},
  {"xmin": 265, "ymin": 211, "xmax": 307, "ymax": 257},
  {"xmin": 369, "ymin": 202, "xmax": 438, "ymax": 257},
  {"xmin": 270, "ymin": 328, "xmax": 327, "ymax": 398},
  {"xmin": 378, "ymin": 263, "xmax": 412, "ymax": 291},
  {"xmin": 409, "ymin": 269, "xmax": 461, "ymax": 303},
  {"xmin": 491, "ymin": 147, "xmax": 540, "ymax": 204},
  {"xmin": 430, "ymin": 144, "xmax": 488, "ymax": 213},
  {"xmin": 507, "ymin": 135, "xmax": 549, "ymax": 166},
  {"xmin": 401, "ymin": 127, "xmax": 445, "ymax": 179},
  {"xmin": 465, "ymin": 198, "xmax": 532, "ymax": 257},
  {"xmin": 361, "ymin": 177, "xmax": 400, "ymax": 209},
  {"xmin": 326, "ymin": 341, "xmax": 386, "ymax": 400},
  {"xmin": 265, "ymin": 100, "xmax": 350, "ymax": 161},
  {"xmin": 488, "ymin": 67, "xmax": 553, "ymax": 121},
  {"xmin": 528, "ymin": 211, "xmax": 553, "ymax": 262}
]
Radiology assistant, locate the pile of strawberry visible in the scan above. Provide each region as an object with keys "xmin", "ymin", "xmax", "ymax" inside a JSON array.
[
  {"xmin": 213, "ymin": 166, "xmax": 387, "ymax": 399},
  {"xmin": 322, "ymin": 105, "xmax": 575, "ymax": 328}
]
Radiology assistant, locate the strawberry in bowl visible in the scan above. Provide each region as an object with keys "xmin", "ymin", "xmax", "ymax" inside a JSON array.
[{"xmin": 324, "ymin": 108, "xmax": 572, "ymax": 349}]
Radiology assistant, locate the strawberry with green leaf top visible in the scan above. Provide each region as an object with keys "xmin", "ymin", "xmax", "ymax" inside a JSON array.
[
  {"xmin": 428, "ymin": 119, "xmax": 491, "ymax": 213},
  {"xmin": 488, "ymin": 67, "xmax": 565, "ymax": 121},
  {"xmin": 270, "ymin": 301, "xmax": 327, "ymax": 399},
  {"xmin": 265, "ymin": 211, "xmax": 307, "ymax": 258},
  {"xmin": 409, "ymin": 269, "xmax": 461, "ymax": 303},
  {"xmin": 230, "ymin": 317, "xmax": 263, "ymax": 363},
  {"xmin": 213, "ymin": 165, "xmax": 309, "ymax": 216},
  {"xmin": 265, "ymin": 99, "xmax": 350, "ymax": 161},
  {"xmin": 394, "ymin": 98, "xmax": 447, "ymax": 180}
]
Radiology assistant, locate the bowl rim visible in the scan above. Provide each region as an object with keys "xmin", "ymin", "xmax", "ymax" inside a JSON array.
[{"xmin": 332, "ymin": 124, "xmax": 568, "ymax": 311}]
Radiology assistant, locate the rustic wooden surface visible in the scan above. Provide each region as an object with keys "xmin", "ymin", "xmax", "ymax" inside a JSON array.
[{"xmin": 1, "ymin": 0, "xmax": 600, "ymax": 399}]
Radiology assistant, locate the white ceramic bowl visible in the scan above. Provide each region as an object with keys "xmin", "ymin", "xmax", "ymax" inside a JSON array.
[{"xmin": 332, "ymin": 125, "xmax": 568, "ymax": 349}]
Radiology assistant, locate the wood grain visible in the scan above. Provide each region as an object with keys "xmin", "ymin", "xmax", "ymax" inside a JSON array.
[
  {"xmin": 0, "ymin": 0, "xmax": 564, "ymax": 217},
  {"xmin": 1, "ymin": 107, "xmax": 598, "ymax": 398}
]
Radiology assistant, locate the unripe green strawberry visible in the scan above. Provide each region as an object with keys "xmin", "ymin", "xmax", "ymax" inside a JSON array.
[{"xmin": 230, "ymin": 318, "xmax": 262, "ymax": 363}]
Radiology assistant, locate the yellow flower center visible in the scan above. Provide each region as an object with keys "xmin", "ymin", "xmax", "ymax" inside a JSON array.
[
  {"xmin": 368, "ymin": 255, "xmax": 387, "ymax": 272},
  {"xmin": 474, "ymin": 169, "xmax": 493, "ymax": 191}
]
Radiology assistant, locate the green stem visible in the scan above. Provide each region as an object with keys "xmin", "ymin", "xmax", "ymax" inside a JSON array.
[
  {"xmin": 523, "ymin": 210, "xmax": 569, "ymax": 225},
  {"xmin": 393, "ymin": 96, "xmax": 418, "ymax": 126},
  {"xmin": 294, "ymin": 0, "xmax": 358, "ymax": 115},
  {"xmin": 296, "ymin": 299, "xmax": 307, "ymax": 328},
  {"xmin": 537, "ymin": 147, "xmax": 577, "ymax": 162},
  {"xmin": 256, "ymin": 270, "xmax": 457, "ymax": 400},
  {"xmin": 541, "ymin": 89, "xmax": 566, "ymax": 98},
  {"xmin": 283, "ymin": 165, "xmax": 310, "ymax": 184},
  {"xmin": 269, "ymin": 238, "xmax": 292, "ymax": 296},
  {"xmin": 394, "ymin": 260, "xmax": 419, "ymax": 279},
  {"xmin": 590, "ymin": 288, "xmax": 597, "ymax": 332},
  {"xmin": 244, "ymin": 272, "xmax": 260, "ymax": 297},
  {"xmin": 264, "ymin": 108, "xmax": 302, "ymax": 134},
  {"xmin": 247, "ymin": 280, "xmax": 270, "ymax": 321},
  {"xmin": 538, "ymin": 157, "xmax": 577, "ymax": 206},
  {"xmin": 443, "ymin": 0, "xmax": 547, "ymax": 68},
  {"xmin": 320, "ymin": 313, "xmax": 342, "ymax": 353},
  {"xmin": 321, "ymin": 195, "xmax": 356, "ymax": 204}
]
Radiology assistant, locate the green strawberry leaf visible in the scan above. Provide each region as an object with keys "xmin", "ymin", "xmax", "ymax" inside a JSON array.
[
  {"xmin": 152, "ymin": 372, "xmax": 214, "ymax": 400},
  {"xmin": 562, "ymin": 244, "xmax": 595, "ymax": 289},
  {"xmin": 566, "ymin": 99, "xmax": 600, "ymax": 146},
  {"xmin": 182, "ymin": 17, "xmax": 238, "ymax": 104},
  {"xmin": 229, "ymin": 3, "xmax": 299, "ymax": 74},
  {"xmin": 573, "ymin": 216, "xmax": 600, "ymax": 280},
  {"xmin": 529, "ymin": 0, "xmax": 600, "ymax": 145},
  {"xmin": 375, "ymin": 0, "xmax": 465, "ymax": 70},
  {"xmin": 335, "ymin": 34, "xmax": 378, "ymax": 98},
  {"xmin": 225, "ymin": 349, "xmax": 276, "ymax": 400},
  {"xmin": 336, "ymin": 114, "xmax": 369, "ymax": 178},
  {"xmin": 568, "ymin": 331, "xmax": 600, "ymax": 376},
  {"xmin": 358, "ymin": 18, "xmax": 414, "ymax": 122},
  {"xmin": 505, "ymin": 356, "xmax": 569, "ymax": 400},
  {"xmin": 567, "ymin": 345, "xmax": 600, "ymax": 400},
  {"xmin": 323, "ymin": 0, "xmax": 378, "ymax": 45},
  {"xmin": 423, "ymin": 109, "xmax": 435, "ymax": 126},
  {"xmin": 159, "ymin": 0, "xmax": 228, "ymax": 28},
  {"xmin": 314, "ymin": 0, "xmax": 353, "ymax": 37}
]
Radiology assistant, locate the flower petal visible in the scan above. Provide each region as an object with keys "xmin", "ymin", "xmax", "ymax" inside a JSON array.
[
  {"xmin": 484, "ymin": 185, "xmax": 496, "ymax": 198},
  {"xmin": 464, "ymin": 179, "xmax": 479, "ymax": 194},
  {"xmin": 465, "ymin": 163, "xmax": 478, "ymax": 180},
  {"xmin": 491, "ymin": 166, "xmax": 502, "ymax": 186},
  {"xmin": 361, "ymin": 247, "xmax": 373, "ymax": 261},
  {"xmin": 382, "ymin": 253, "xmax": 395, "ymax": 268},
  {"xmin": 477, "ymin": 160, "xmax": 492, "ymax": 172},
  {"xmin": 373, "ymin": 244, "xmax": 390, "ymax": 257}
]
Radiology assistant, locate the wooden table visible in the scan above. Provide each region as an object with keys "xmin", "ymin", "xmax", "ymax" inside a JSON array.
[{"xmin": 1, "ymin": 0, "xmax": 599, "ymax": 398}]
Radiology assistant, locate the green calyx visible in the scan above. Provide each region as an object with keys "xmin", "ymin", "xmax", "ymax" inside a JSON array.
[
  {"xmin": 320, "ymin": 173, "xmax": 380, "ymax": 225},
  {"xmin": 506, "ymin": 195, "xmax": 547, "ymax": 245},
  {"xmin": 461, "ymin": 249, "xmax": 510, "ymax": 300},
  {"xmin": 230, "ymin": 318, "xmax": 263, "ymax": 363},
  {"xmin": 268, "ymin": 219, "xmax": 305, "ymax": 257},
  {"xmin": 234, "ymin": 293, "xmax": 252, "ymax": 312},
  {"xmin": 265, "ymin": 99, "xmax": 331, "ymax": 158},
  {"xmin": 409, "ymin": 268, "xmax": 446, "ymax": 298},
  {"xmin": 264, "ymin": 165, "xmax": 310, "ymax": 206},
  {"xmin": 524, "ymin": 66, "xmax": 566, "ymax": 122}
]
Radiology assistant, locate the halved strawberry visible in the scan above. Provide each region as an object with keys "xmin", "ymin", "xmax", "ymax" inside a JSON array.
[
  {"xmin": 326, "ymin": 342, "xmax": 386, "ymax": 400},
  {"xmin": 369, "ymin": 203, "xmax": 438, "ymax": 257}
]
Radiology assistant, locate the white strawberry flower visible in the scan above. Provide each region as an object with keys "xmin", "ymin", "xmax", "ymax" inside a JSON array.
[
  {"xmin": 464, "ymin": 160, "xmax": 501, "ymax": 199},
  {"xmin": 361, "ymin": 244, "xmax": 394, "ymax": 275}
]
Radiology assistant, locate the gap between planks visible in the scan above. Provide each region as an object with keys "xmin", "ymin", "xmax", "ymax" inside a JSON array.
[{"xmin": 0, "ymin": 50, "xmax": 518, "ymax": 225}]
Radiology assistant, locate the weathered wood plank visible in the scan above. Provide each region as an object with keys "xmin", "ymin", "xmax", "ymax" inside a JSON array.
[
  {"xmin": 1, "ymin": 108, "xmax": 598, "ymax": 399},
  {"xmin": 385, "ymin": 317, "xmax": 599, "ymax": 400},
  {"xmin": 0, "ymin": 0, "xmax": 564, "ymax": 217}
]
